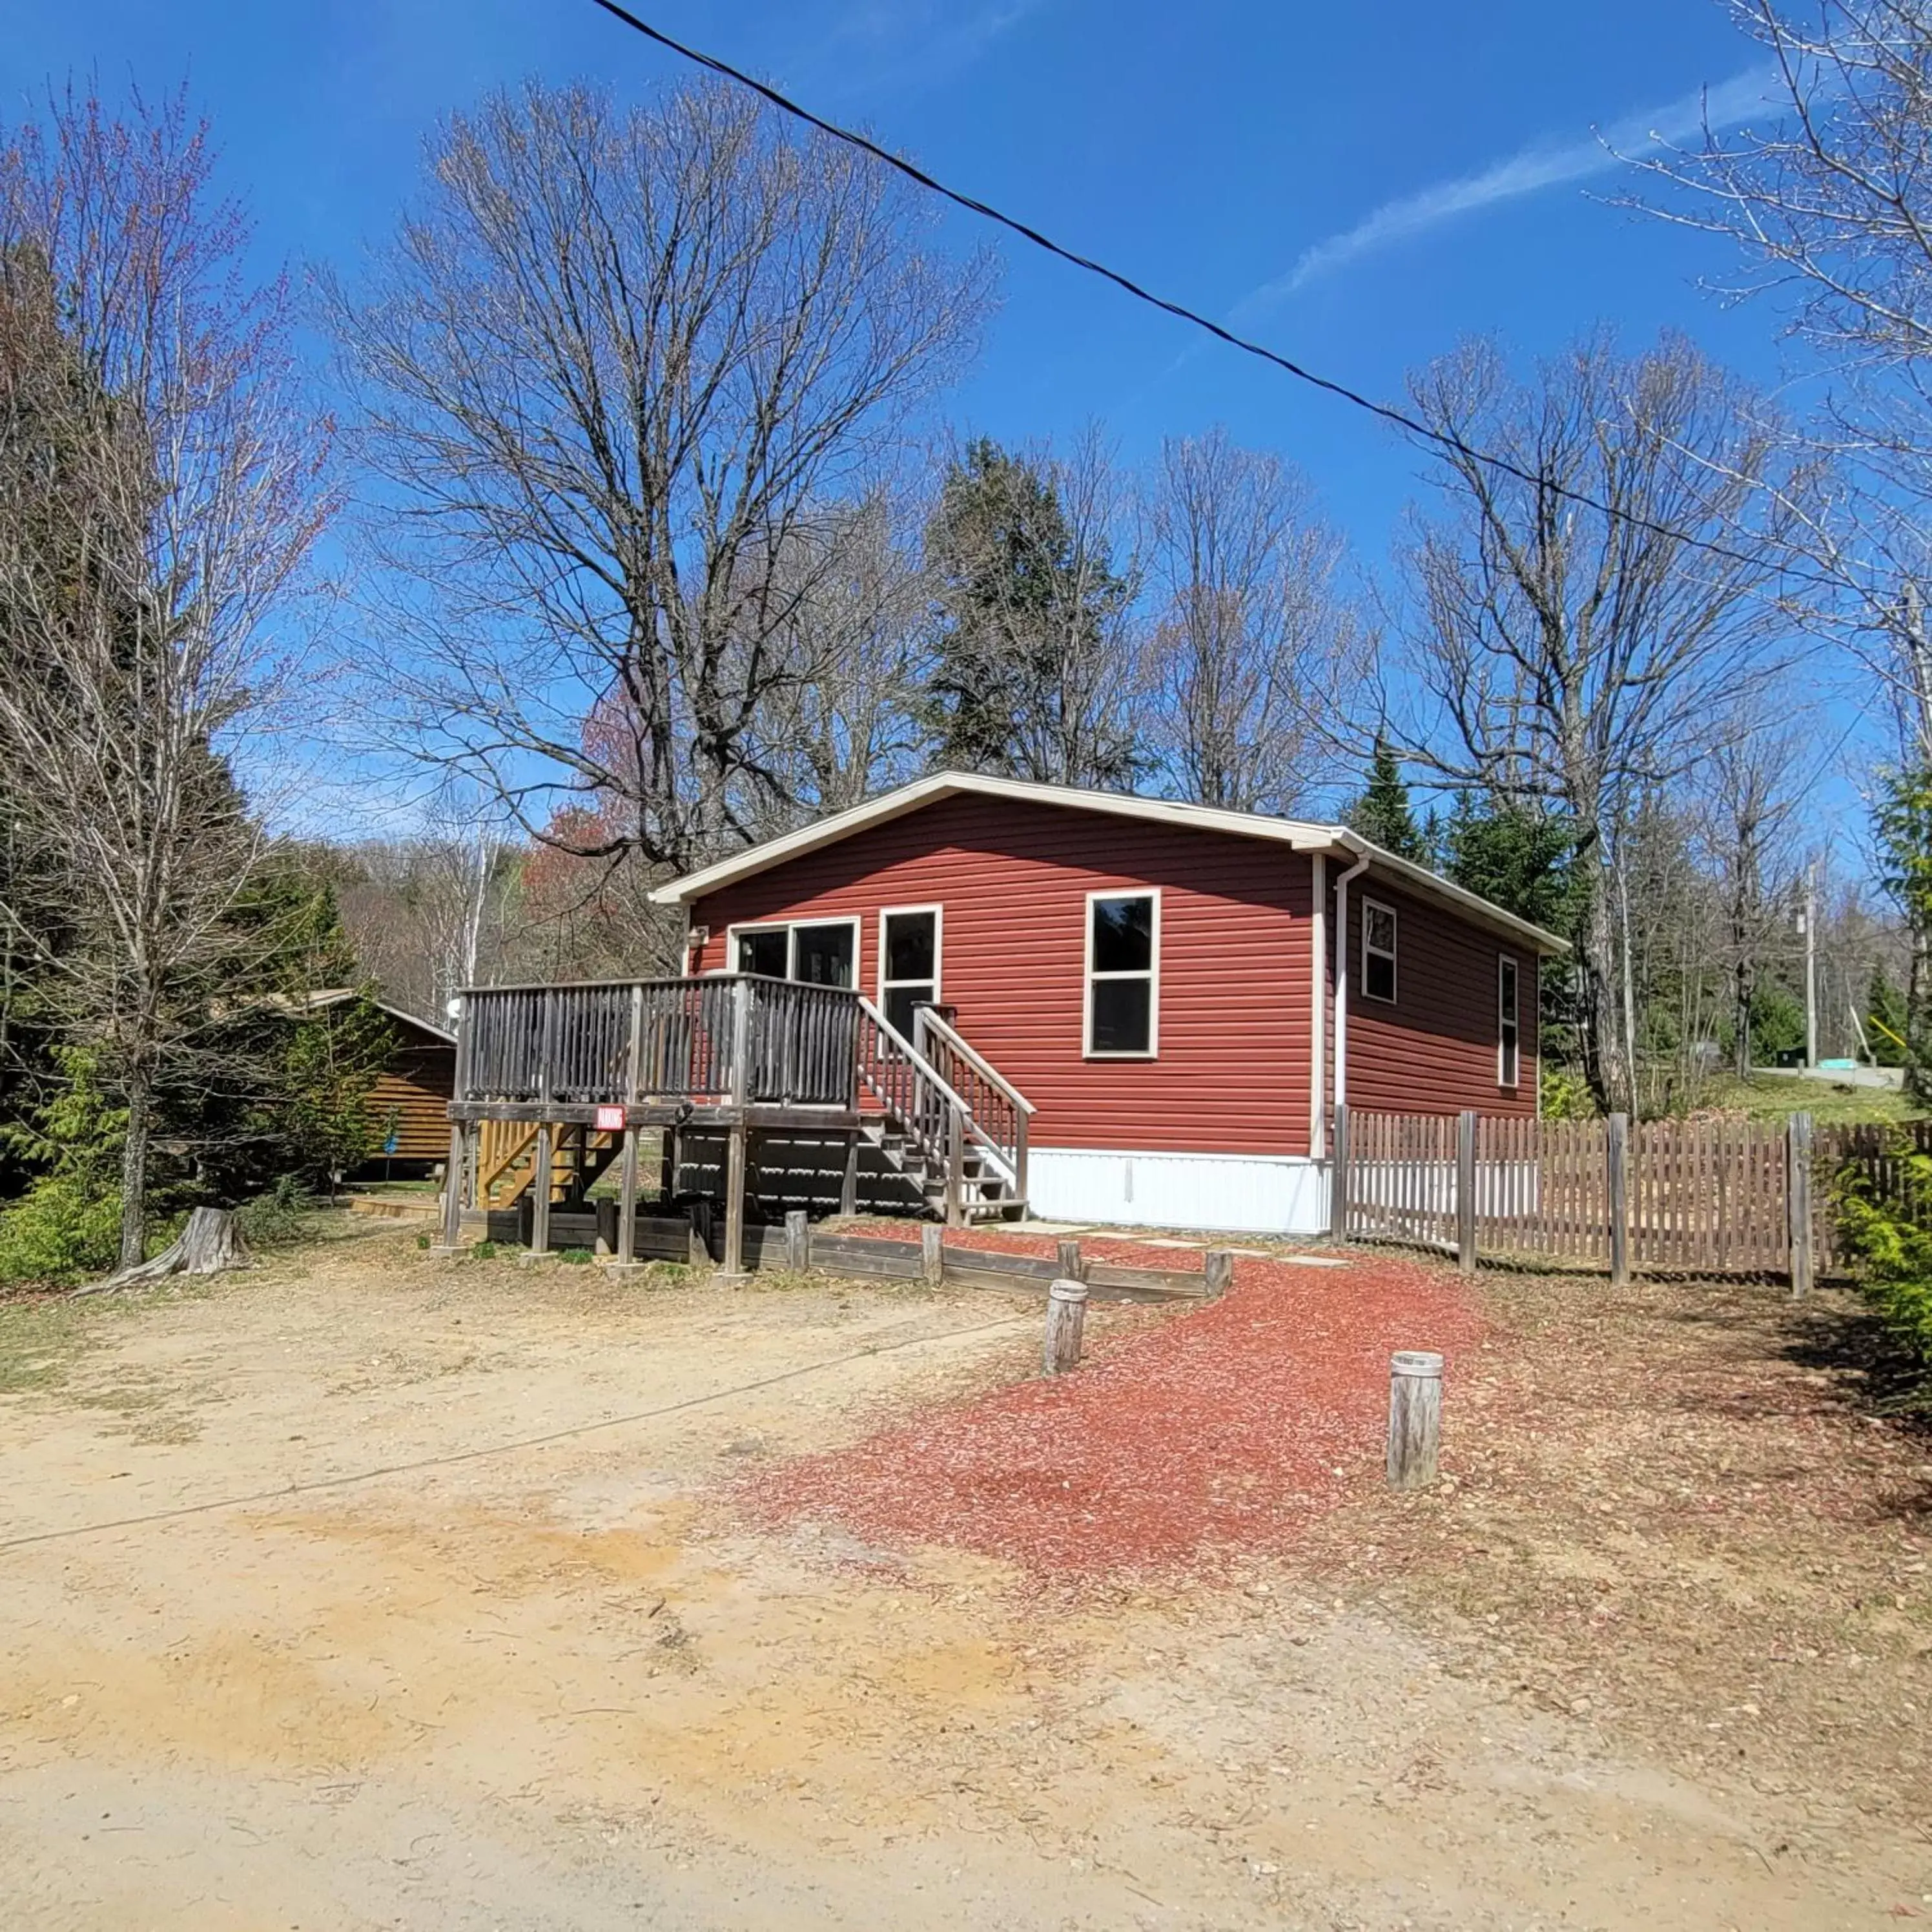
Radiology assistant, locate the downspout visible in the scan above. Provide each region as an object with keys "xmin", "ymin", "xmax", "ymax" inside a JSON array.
[
  {"xmin": 1308, "ymin": 852, "xmax": 1326, "ymax": 1158},
  {"xmin": 1331, "ymin": 845, "xmax": 1372, "ymax": 1116}
]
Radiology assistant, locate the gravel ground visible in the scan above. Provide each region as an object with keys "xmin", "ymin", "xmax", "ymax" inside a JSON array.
[{"xmin": 0, "ymin": 1221, "xmax": 1926, "ymax": 1929}]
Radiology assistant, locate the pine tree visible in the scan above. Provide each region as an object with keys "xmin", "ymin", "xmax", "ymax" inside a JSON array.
[
  {"xmin": 1345, "ymin": 739, "xmax": 1429, "ymax": 862},
  {"xmin": 921, "ymin": 438, "xmax": 1141, "ymax": 788}
]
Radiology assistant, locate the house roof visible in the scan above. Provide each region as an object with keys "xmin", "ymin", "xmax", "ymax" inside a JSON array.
[
  {"xmin": 249, "ymin": 989, "xmax": 458, "ymax": 1045},
  {"xmin": 649, "ymin": 771, "xmax": 1570, "ymax": 956}
]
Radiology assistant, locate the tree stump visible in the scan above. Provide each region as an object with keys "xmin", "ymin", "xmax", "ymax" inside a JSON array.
[
  {"xmin": 1043, "ymin": 1277, "xmax": 1088, "ymax": 1376},
  {"xmin": 77, "ymin": 1206, "xmax": 252, "ymax": 1296}
]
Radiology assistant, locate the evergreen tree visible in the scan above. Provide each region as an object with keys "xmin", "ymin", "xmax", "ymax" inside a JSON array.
[
  {"xmin": 1873, "ymin": 767, "xmax": 1932, "ymax": 1099},
  {"xmin": 1867, "ymin": 962, "xmax": 1909, "ymax": 1067},
  {"xmin": 921, "ymin": 438, "xmax": 1141, "ymax": 788},
  {"xmin": 1439, "ymin": 795, "xmax": 1582, "ymax": 934},
  {"xmin": 1345, "ymin": 739, "xmax": 1429, "ymax": 862}
]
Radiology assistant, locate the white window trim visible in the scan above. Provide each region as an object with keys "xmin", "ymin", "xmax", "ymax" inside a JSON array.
[
  {"xmin": 1361, "ymin": 896, "xmax": 1399, "ymax": 1004},
  {"xmin": 1084, "ymin": 887, "xmax": 1161, "ymax": 1060},
  {"xmin": 1498, "ymin": 952, "xmax": 1521, "ymax": 1090},
  {"xmin": 725, "ymin": 914, "xmax": 862, "ymax": 989},
  {"xmin": 877, "ymin": 903, "xmax": 943, "ymax": 1024}
]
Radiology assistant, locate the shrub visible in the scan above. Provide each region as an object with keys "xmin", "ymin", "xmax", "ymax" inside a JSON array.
[
  {"xmin": 0, "ymin": 1169, "xmax": 124, "ymax": 1284},
  {"xmin": 1834, "ymin": 1143, "xmax": 1932, "ymax": 1370},
  {"xmin": 472, "ymin": 1240, "xmax": 498, "ymax": 1260},
  {"xmin": 557, "ymin": 1246, "xmax": 594, "ymax": 1265},
  {"xmin": 232, "ymin": 1175, "xmax": 311, "ymax": 1249}
]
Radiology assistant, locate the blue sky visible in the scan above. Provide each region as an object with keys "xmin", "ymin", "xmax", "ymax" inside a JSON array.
[{"xmin": 4, "ymin": 0, "xmax": 1855, "ymax": 830}]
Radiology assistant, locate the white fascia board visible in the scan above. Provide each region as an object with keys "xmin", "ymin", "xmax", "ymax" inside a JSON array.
[
  {"xmin": 647, "ymin": 770, "xmax": 1568, "ymax": 957},
  {"xmin": 648, "ymin": 771, "xmax": 1332, "ymax": 907},
  {"xmin": 1328, "ymin": 831, "xmax": 1570, "ymax": 957}
]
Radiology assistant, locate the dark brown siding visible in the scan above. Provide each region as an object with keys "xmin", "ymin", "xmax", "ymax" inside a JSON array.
[
  {"xmin": 692, "ymin": 794, "xmax": 1319, "ymax": 1156},
  {"xmin": 367, "ymin": 1043, "xmax": 457, "ymax": 1158},
  {"xmin": 1337, "ymin": 870, "xmax": 1538, "ymax": 1118}
]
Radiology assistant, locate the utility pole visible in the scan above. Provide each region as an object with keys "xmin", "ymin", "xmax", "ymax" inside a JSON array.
[{"xmin": 1802, "ymin": 863, "xmax": 1818, "ymax": 1069}]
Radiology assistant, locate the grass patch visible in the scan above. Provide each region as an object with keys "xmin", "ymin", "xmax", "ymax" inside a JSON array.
[
  {"xmin": 1693, "ymin": 1070, "xmax": 1923, "ymax": 1125},
  {"xmin": 0, "ymin": 1291, "xmax": 92, "ymax": 1396}
]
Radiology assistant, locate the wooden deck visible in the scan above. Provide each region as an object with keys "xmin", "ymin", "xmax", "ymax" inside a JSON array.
[{"xmin": 437, "ymin": 972, "xmax": 1033, "ymax": 1272}]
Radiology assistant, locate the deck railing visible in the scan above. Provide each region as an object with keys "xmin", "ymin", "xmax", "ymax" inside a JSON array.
[
  {"xmin": 457, "ymin": 974, "xmax": 859, "ymax": 1109},
  {"xmin": 915, "ymin": 1006, "xmax": 1031, "ymax": 1198}
]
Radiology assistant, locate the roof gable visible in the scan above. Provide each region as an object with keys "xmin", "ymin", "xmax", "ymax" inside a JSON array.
[{"xmin": 651, "ymin": 772, "xmax": 1568, "ymax": 955}]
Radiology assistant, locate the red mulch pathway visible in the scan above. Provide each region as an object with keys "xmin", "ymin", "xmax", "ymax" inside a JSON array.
[{"xmin": 752, "ymin": 1237, "xmax": 1484, "ymax": 1581}]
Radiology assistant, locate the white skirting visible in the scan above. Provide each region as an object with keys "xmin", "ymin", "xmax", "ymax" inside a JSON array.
[{"xmin": 1026, "ymin": 1146, "xmax": 1330, "ymax": 1235}]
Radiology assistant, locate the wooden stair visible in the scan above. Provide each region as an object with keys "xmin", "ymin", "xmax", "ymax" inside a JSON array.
[
  {"xmin": 477, "ymin": 1120, "xmax": 621, "ymax": 1209},
  {"xmin": 859, "ymin": 1120, "xmax": 1025, "ymax": 1221}
]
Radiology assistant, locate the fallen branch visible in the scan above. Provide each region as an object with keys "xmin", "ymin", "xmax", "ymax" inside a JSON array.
[{"xmin": 74, "ymin": 1206, "xmax": 252, "ymax": 1297}]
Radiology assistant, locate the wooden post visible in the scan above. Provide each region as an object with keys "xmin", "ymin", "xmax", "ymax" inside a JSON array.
[
  {"xmin": 1330, "ymin": 1102, "xmax": 1351, "ymax": 1239},
  {"xmin": 1056, "ymin": 1237, "xmax": 1085, "ymax": 1281},
  {"xmin": 1607, "ymin": 1112, "xmax": 1629, "ymax": 1288},
  {"xmin": 1787, "ymin": 1109, "xmax": 1815, "ymax": 1299},
  {"xmin": 1386, "ymin": 1350, "xmax": 1443, "ymax": 1490},
  {"xmin": 722, "ymin": 1123, "xmax": 748, "ymax": 1277},
  {"xmin": 1014, "ymin": 1111, "xmax": 1029, "ymax": 1211},
  {"xmin": 663, "ymin": 1125, "xmax": 681, "ymax": 1204},
  {"xmin": 1202, "ymin": 1248, "xmax": 1235, "ymax": 1297},
  {"xmin": 530, "ymin": 1124, "xmax": 554, "ymax": 1255},
  {"xmin": 945, "ymin": 1106, "xmax": 966, "ymax": 1228},
  {"xmin": 434, "ymin": 1122, "xmax": 466, "ymax": 1251},
  {"xmin": 1455, "ymin": 1108, "xmax": 1478, "ymax": 1277},
  {"xmin": 615, "ymin": 1125, "xmax": 640, "ymax": 1266},
  {"xmin": 729, "ymin": 978, "xmax": 753, "ymax": 1105},
  {"xmin": 785, "ymin": 1208, "xmax": 810, "ymax": 1273},
  {"xmin": 1043, "ymin": 1278, "xmax": 1088, "ymax": 1375},
  {"xmin": 840, "ymin": 1131, "xmax": 861, "ymax": 1217},
  {"xmin": 921, "ymin": 1222, "xmax": 944, "ymax": 1284}
]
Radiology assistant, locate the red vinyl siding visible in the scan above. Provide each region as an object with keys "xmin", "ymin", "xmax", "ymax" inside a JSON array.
[
  {"xmin": 692, "ymin": 794, "xmax": 1319, "ymax": 1156},
  {"xmin": 1338, "ymin": 872, "xmax": 1539, "ymax": 1118}
]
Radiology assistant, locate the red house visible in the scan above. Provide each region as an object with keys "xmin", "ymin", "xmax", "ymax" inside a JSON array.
[{"xmin": 651, "ymin": 772, "xmax": 1566, "ymax": 1236}]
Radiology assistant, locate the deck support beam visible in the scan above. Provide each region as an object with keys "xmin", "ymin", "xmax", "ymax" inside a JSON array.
[
  {"xmin": 433, "ymin": 1122, "xmax": 467, "ymax": 1253},
  {"xmin": 531, "ymin": 1124, "xmax": 554, "ymax": 1255},
  {"xmin": 721, "ymin": 1122, "xmax": 749, "ymax": 1280},
  {"xmin": 841, "ymin": 1131, "xmax": 860, "ymax": 1217},
  {"xmin": 616, "ymin": 1125, "xmax": 640, "ymax": 1267}
]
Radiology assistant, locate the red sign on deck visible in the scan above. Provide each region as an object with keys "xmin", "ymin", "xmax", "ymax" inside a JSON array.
[{"xmin": 594, "ymin": 1105, "xmax": 627, "ymax": 1133}]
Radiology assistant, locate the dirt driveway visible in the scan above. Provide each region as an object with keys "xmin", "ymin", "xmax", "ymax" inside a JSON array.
[{"xmin": 1, "ymin": 1222, "xmax": 1927, "ymax": 1930}]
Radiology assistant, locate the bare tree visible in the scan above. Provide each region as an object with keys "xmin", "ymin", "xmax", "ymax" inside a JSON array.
[
  {"xmin": 1694, "ymin": 708, "xmax": 1806, "ymax": 1075},
  {"xmin": 1629, "ymin": 1, "xmax": 1932, "ymax": 748},
  {"xmin": 336, "ymin": 79, "xmax": 991, "ymax": 889},
  {"xmin": 1394, "ymin": 333, "xmax": 1805, "ymax": 1112},
  {"xmin": 0, "ymin": 87, "xmax": 329, "ymax": 1264},
  {"xmin": 1142, "ymin": 428, "xmax": 1362, "ymax": 813}
]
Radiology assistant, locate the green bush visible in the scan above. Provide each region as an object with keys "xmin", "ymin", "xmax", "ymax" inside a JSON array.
[
  {"xmin": 1540, "ymin": 1064, "xmax": 1597, "ymax": 1121},
  {"xmin": 557, "ymin": 1246, "xmax": 594, "ymax": 1266},
  {"xmin": 0, "ymin": 1168, "xmax": 124, "ymax": 1284},
  {"xmin": 1834, "ymin": 1144, "xmax": 1932, "ymax": 1369},
  {"xmin": 232, "ymin": 1175, "xmax": 311, "ymax": 1249},
  {"xmin": 471, "ymin": 1240, "xmax": 498, "ymax": 1260}
]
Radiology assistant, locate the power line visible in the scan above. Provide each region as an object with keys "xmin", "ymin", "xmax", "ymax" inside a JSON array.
[{"xmin": 582, "ymin": 0, "xmax": 1844, "ymax": 593}]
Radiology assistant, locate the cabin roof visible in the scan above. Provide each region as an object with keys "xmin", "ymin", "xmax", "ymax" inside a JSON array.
[
  {"xmin": 251, "ymin": 989, "xmax": 458, "ymax": 1045},
  {"xmin": 650, "ymin": 771, "xmax": 1570, "ymax": 956}
]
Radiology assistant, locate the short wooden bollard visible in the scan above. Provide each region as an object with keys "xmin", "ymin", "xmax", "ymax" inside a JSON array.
[
  {"xmin": 1203, "ymin": 1249, "xmax": 1235, "ymax": 1297},
  {"xmin": 1056, "ymin": 1237, "xmax": 1084, "ymax": 1280},
  {"xmin": 785, "ymin": 1209, "xmax": 810, "ymax": 1273},
  {"xmin": 1043, "ymin": 1278, "xmax": 1088, "ymax": 1376},
  {"xmin": 1386, "ymin": 1350, "xmax": 1444, "ymax": 1490},
  {"xmin": 921, "ymin": 1222, "xmax": 944, "ymax": 1284}
]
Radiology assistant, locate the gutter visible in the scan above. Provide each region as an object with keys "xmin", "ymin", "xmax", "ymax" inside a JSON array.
[{"xmin": 1330, "ymin": 851, "xmax": 1372, "ymax": 1116}]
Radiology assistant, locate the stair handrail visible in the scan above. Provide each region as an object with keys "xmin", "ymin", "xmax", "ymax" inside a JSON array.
[
  {"xmin": 853, "ymin": 998, "xmax": 1019, "ymax": 1190},
  {"xmin": 914, "ymin": 1009, "xmax": 1035, "ymax": 1116}
]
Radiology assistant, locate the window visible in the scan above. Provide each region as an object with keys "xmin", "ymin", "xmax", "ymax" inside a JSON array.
[
  {"xmin": 879, "ymin": 907, "xmax": 941, "ymax": 1041},
  {"xmin": 1086, "ymin": 891, "xmax": 1158, "ymax": 1056},
  {"xmin": 1362, "ymin": 899, "xmax": 1397, "ymax": 1003},
  {"xmin": 731, "ymin": 918, "xmax": 857, "ymax": 989},
  {"xmin": 1498, "ymin": 954, "xmax": 1521, "ymax": 1089}
]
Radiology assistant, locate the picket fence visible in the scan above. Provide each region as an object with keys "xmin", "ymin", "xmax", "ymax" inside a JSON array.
[{"xmin": 1333, "ymin": 1103, "xmax": 1918, "ymax": 1287}]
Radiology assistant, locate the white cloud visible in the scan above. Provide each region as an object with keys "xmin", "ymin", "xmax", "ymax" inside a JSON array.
[
  {"xmin": 813, "ymin": 1, "xmax": 1047, "ymax": 98},
  {"xmin": 1238, "ymin": 63, "xmax": 1776, "ymax": 314}
]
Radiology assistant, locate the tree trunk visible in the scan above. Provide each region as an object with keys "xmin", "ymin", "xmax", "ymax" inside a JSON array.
[
  {"xmin": 1582, "ymin": 881, "xmax": 1634, "ymax": 1117},
  {"xmin": 118, "ymin": 1073, "xmax": 150, "ymax": 1271}
]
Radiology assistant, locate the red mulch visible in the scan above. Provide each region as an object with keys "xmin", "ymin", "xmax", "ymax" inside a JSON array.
[{"xmin": 752, "ymin": 1239, "xmax": 1484, "ymax": 1581}]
